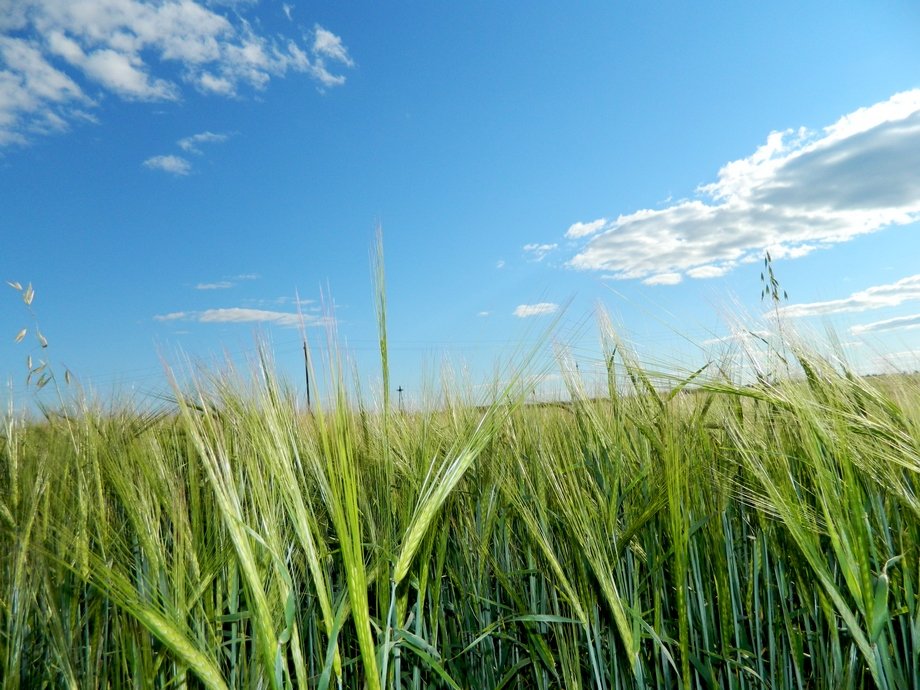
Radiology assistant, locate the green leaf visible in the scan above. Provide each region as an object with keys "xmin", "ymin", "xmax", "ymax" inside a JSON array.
[{"xmin": 397, "ymin": 634, "xmax": 462, "ymax": 690}]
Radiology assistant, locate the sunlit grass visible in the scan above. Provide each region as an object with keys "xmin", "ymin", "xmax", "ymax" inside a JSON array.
[{"xmin": 2, "ymin": 315, "xmax": 920, "ymax": 688}]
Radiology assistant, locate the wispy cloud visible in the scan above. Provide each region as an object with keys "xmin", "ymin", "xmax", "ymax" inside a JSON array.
[
  {"xmin": 523, "ymin": 243, "xmax": 558, "ymax": 262},
  {"xmin": 565, "ymin": 218, "xmax": 606, "ymax": 239},
  {"xmin": 151, "ymin": 130, "xmax": 231, "ymax": 174},
  {"xmin": 155, "ymin": 307, "xmax": 327, "ymax": 328},
  {"xmin": 643, "ymin": 272, "xmax": 682, "ymax": 286},
  {"xmin": 178, "ymin": 130, "xmax": 229, "ymax": 154},
  {"xmin": 143, "ymin": 154, "xmax": 190, "ymax": 175},
  {"xmin": 240, "ymin": 296, "xmax": 319, "ymax": 311},
  {"xmin": 0, "ymin": 1, "xmax": 354, "ymax": 146},
  {"xmin": 275, "ymin": 295, "xmax": 314, "ymax": 306},
  {"xmin": 154, "ymin": 311, "xmax": 187, "ymax": 322},
  {"xmin": 513, "ymin": 302, "xmax": 558, "ymax": 318},
  {"xmin": 869, "ymin": 349, "xmax": 920, "ymax": 373},
  {"xmin": 851, "ymin": 313, "xmax": 920, "ymax": 335},
  {"xmin": 496, "ymin": 259, "xmax": 505, "ymax": 269},
  {"xmin": 477, "ymin": 311, "xmax": 491, "ymax": 317},
  {"xmin": 198, "ymin": 308, "xmax": 303, "ymax": 327},
  {"xmin": 782, "ymin": 274, "xmax": 920, "ymax": 318},
  {"xmin": 686, "ymin": 265, "xmax": 731, "ymax": 279},
  {"xmin": 311, "ymin": 24, "xmax": 354, "ymax": 87},
  {"xmin": 0, "ymin": 36, "xmax": 92, "ymax": 145},
  {"xmin": 194, "ymin": 273, "xmax": 259, "ymax": 290},
  {"xmin": 567, "ymin": 90, "xmax": 920, "ymax": 282},
  {"xmin": 703, "ymin": 329, "xmax": 770, "ymax": 346}
]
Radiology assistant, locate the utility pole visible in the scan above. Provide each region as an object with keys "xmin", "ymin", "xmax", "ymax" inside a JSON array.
[{"xmin": 397, "ymin": 385, "xmax": 404, "ymax": 412}]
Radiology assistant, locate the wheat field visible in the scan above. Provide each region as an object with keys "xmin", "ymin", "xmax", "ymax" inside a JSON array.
[{"xmin": 2, "ymin": 308, "xmax": 919, "ymax": 690}]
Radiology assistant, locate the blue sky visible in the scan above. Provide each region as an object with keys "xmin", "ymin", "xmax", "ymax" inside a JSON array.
[{"xmin": 2, "ymin": 1, "xmax": 920, "ymax": 405}]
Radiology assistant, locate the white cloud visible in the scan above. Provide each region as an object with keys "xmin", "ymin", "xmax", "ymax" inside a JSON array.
[
  {"xmin": 305, "ymin": 25, "xmax": 353, "ymax": 88},
  {"xmin": 643, "ymin": 272, "xmax": 682, "ymax": 286},
  {"xmin": 55, "ymin": 40, "xmax": 180, "ymax": 100},
  {"xmin": 686, "ymin": 265, "xmax": 730, "ymax": 279},
  {"xmin": 198, "ymin": 71, "xmax": 234, "ymax": 95},
  {"xmin": 781, "ymin": 274, "xmax": 920, "ymax": 318},
  {"xmin": 146, "ymin": 131, "xmax": 230, "ymax": 175},
  {"xmin": 178, "ymin": 130, "xmax": 229, "ymax": 153},
  {"xmin": 313, "ymin": 25, "xmax": 354, "ymax": 68},
  {"xmin": 273, "ymin": 295, "xmax": 313, "ymax": 306},
  {"xmin": 143, "ymin": 154, "xmax": 190, "ymax": 175},
  {"xmin": 154, "ymin": 307, "xmax": 326, "ymax": 328},
  {"xmin": 0, "ymin": 1, "xmax": 353, "ymax": 145},
  {"xmin": 477, "ymin": 311, "xmax": 491, "ymax": 317},
  {"xmin": 154, "ymin": 311, "xmax": 187, "ymax": 321},
  {"xmin": 523, "ymin": 243, "xmax": 558, "ymax": 262},
  {"xmin": 868, "ymin": 350, "xmax": 920, "ymax": 373},
  {"xmin": 194, "ymin": 274, "xmax": 256, "ymax": 289},
  {"xmin": 703, "ymin": 329, "xmax": 770, "ymax": 346},
  {"xmin": 496, "ymin": 259, "xmax": 505, "ymax": 269},
  {"xmin": 198, "ymin": 308, "xmax": 304, "ymax": 327},
  {"xmin": 567, "ymin": 90, "xmax": 920, "ymax": 282},
  {"xmin": 565, "ymin": 218, "xmax": 606, "ymax": 239},
  {"xmin": 851, "ymin": 313, "xmax": 920, "ymax": 335},
  {"xmin": 513, "ymin": 302, "xmax": 558, "ymax": 318},
  {"xmin": 0, "ymin": 35, "xmax": 91, "ymax": 144}
]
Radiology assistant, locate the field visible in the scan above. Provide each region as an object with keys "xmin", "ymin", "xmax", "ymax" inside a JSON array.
[{"xmin": 2, "ymin": 322, "xmax": 920, "ymax": 689}]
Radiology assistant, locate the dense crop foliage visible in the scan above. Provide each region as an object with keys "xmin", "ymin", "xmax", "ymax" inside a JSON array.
[{"xmin": 2, "ymin": 336, "xmax": 920, "ymax": 689}]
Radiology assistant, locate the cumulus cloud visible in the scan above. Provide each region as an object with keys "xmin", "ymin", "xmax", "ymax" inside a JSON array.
[
  {"xmin": 567, "ymin": 90, "xmax": 920, "ymax": 282},
  {"xmin": 155, "ymin": 307, "xmax": 326, "ymax": 328},
  {"xmin": 851, "ymin": 313, "xmax": 920, "ymax": 335},
  {"xmin": 523, "ymin": 243, "xmax": 558, "ymax": 262},
  {"xmin": 143, "ymin": 154, "xmax": 190, "ymax": 175},
  {"xmin": 781, "ymin": 274, "xmax": 920, "ymax": 318},
  {"xmin": 513, "ymin": 302, "xmax": 558, "ymax": 318},
  {"xmin": 47, "ymin": 33, "xmax": 179, "ymax": 100},
  {"xmin": 0, "ymin": 1, "xmax": 353, "ymax": 145},
  {"xmin": 178, "ymin": 130, "xmax": 229, "ymax": 153}
]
